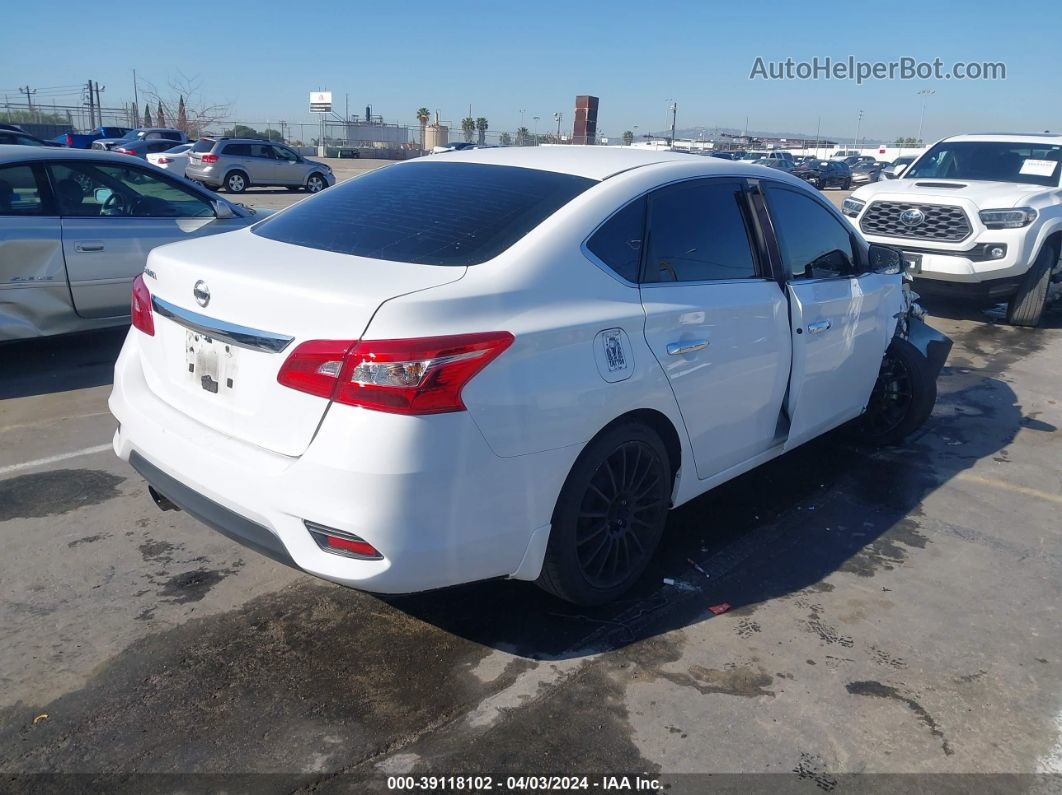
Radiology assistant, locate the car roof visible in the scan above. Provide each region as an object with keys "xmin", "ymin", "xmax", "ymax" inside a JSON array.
[
  {"xmin": 942, "ymin": 133, "xmax": 1062, "ymax": 145},
  {"xmin": 0, "ymin": 144, "xmax": 159, "ymax": 163},
  {"xmin": 414, "ymin": 145, "xmax": 704, "ymax": 180}
]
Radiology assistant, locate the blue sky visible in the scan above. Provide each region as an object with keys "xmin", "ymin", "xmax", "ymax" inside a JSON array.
[{"xmin": 3, "ymin": 0, "xmax": 1060, "ymax": 142}]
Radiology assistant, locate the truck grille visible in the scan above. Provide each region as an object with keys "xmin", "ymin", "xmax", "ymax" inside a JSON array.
[{"xmin": 860, "ymin": 201, "xmax": 972, "ymax": 242}]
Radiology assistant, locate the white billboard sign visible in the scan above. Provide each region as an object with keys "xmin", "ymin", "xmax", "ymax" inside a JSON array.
[{"xmin": 309, "ymin": 91, "xmax": 332, "ymax": 113}]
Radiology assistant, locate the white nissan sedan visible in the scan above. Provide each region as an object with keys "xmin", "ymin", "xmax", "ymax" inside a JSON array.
[{"xmin": 109, "ymin": 147, "xmax": 951, "ymax": 605}]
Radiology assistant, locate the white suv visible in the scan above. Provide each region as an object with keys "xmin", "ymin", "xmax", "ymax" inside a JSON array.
[
  {"xmin": 109, "ymin": 148, "xmax": 950, "ymax": 605},
  {"xmin": 844, "ymin": 134, "xmax": 1062, "ymax": 326}
]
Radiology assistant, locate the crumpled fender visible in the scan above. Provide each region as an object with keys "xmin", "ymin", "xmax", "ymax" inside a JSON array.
[{"xmin": 894, "ymin": 279, "xmax": 952, "ymax": 381}]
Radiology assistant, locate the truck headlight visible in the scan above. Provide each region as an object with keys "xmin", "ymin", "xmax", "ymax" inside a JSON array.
[
  {"xmin": 842, "ymin": 197, "xmax": 865, "ymax": 218},
  {"xmin": 978, "ymin": 207, "xmax": 1037, "ymax": 229}
]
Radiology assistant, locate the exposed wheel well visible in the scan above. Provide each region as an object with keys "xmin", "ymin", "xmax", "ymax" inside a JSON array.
[
  {"xmin": 1039, "ymin": 230, "xmax": 1062, "ymax": 262},
  {"xmin": 597, "ymin": 408, "xmax": 682, "ymax": 481}
]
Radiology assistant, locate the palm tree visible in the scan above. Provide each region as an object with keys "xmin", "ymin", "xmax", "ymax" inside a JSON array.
[
  {"xmin": 475, "ymin": 117, "xmax": 488, "ymax": 145},
  {"xmin": 499, "ymin": 132, "xmax": 512, "ymax": 146},
  {"xmin": 416, "ymin": 107, "xmax": 430, "ymax": 150},
  {"xmin": 623, "ymin": 130, "xmax": 634, "ymax": 146},
  {"xmin": 461, "ymin": 116, "xmax": 475, "ymax": 143},
  {"xmin": 515, "ymin": 126, "xmax": 531, "ymax": 146}
]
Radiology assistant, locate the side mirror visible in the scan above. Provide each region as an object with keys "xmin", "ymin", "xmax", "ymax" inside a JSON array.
[
  {"xmin": 212, "ymin": 199, "xmax": 236, "ymax": 219},
  {"xmin": 868, "ymin": 244, "xmax": 903, "ymax": 275}
]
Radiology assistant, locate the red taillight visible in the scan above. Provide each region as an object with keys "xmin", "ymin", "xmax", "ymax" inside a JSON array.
[
  {"xmin": 201, "ymin": 153, "xmax": 219, "ymax": 163},
  {"xmin": 157, "ymin": 157, "xmax": 172, "ymax": 164},
  {"xmin": 131, "ymin": 273, "xmax": 154, "ymax": 336},
  {"xmin": 115, "ymin": 147, "xmax": 136, "ymax": 155},
  {"xmin": 66, "ymin": 134, "xmax": 73, "ymax": 146},
  {"xmin": 277, "ymin": 332, "xmax": 514, "ymax": 415}
]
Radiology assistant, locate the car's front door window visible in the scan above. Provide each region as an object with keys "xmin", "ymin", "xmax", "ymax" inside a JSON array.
[
  {"xmin": 763, "ymin": 186, "xmax": 856, "ymax": 279},
  {"xmin": 49, "ymin": 162, "xmax": 214, "ymax": 218}
]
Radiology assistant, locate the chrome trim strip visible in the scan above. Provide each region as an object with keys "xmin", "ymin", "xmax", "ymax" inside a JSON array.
[{"xmin": 151, "ymin": 296, "xmax": 294, "ymax": 353}]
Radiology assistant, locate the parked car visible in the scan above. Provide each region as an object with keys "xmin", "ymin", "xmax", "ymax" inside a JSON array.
[
  {"xmin": 146, "ymin": 143, "xmax": 195, "ymax": 174},
  {"xmin": 884, "ymin": 155, "xmax": 917, "ymax": 179},
  {"xmin": 185, "ymin": 137, "xmax": 335, "ymax": 193},
  {"xmin": 830, "ymin": 150, "xmax": 861, "ymax": 159},
  {"xmin": 54, "ymin": 126, "xmax": 133, "ymax": 149},
  {"xmin": 112, "ymin": 138, "xmax": 194, "ymax": 160},
  {"xmin": 92, "ymin": 127, "xmax": 187, "ymax": 151},
  {"xmin": 0, "ymin": 123, "xmax": 25, "ymax": 132},
  {"xmin": 850, "ymin": 161, "xmax": 885, "ymax": 185},
  {"xmin": 432, "ymin": 142, "xmax": 480, "ymax": 153},
  {"xmin": 109, "ymin": 147, "xmax": 950, "ymax": 606},
  {"xmin": 709, "ymin": 151, "xmax": 736, "ymax": 160},
  {"xmin": 844, "ymin": 133, "xmax": 1062, "ymax": 326},
  {"xmin": 0, "ymin": 129, "xmax": 64, "ymax": 147},
  {"xmin": 0, "ymin": 146, "xmax": 263, "ymax": 341},
  {"xmin": 792, "ymin": 159, "xmax": 853, "ymax": 189}
]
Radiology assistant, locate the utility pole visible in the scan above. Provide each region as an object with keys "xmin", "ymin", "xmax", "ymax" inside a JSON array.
[
  {"xmin": 814, "ymin": 115, "xmax": 821, "ymax": 158},
  {"xmin": 915, "ymin": 89, "xmax": 935, "ymax": 145},
  {"xmin": 132, "ymin": 69, "xmax": 139, "ymax": 125},
  {"xmin": 86, "ymin": 81, "xmax": 95, "ymax": 130},
  {"xmin": 94, "ymin": 82, "xmax": 105, "ymax": 127},
  {"xmin": 669, "ymin": 100, "xmax": 677, "ymax": 148},
  {"xmin": 19, "ymin": 85, "xmax": 36, "ymax": 122}
]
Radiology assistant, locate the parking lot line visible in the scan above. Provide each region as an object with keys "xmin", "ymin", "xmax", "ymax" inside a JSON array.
[
  {"xmin": 955, "ymin": 471, "xmax": 1062, "ymax": 505},
  {"xmin": 0, "ymin": 443, "xmax": 113, "ymax": 477},
  {"xmin": 0, "ymin": 411, "xmax": 111, "ymax": 434}
]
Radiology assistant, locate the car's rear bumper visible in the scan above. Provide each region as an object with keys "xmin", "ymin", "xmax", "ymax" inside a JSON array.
[{"xmin": 109, "ymin": 333, "xmax": 567, "ymax": 593}]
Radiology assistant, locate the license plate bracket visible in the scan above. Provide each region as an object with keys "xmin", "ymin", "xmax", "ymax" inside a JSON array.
[
  {"xmin": 901, "ymin": 252, "xmax": 923, "ymax": 273},
  {"xmin": 186, "ymin": 331, "xmax": 238, "ymax": 395}
]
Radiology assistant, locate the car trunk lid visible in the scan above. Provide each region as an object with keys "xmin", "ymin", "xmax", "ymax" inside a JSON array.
[{"xmin": 136, "ymin": 228, "xmax": 465, "ymax": 457}]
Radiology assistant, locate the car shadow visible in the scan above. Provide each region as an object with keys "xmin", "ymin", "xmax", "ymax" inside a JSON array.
[
  {"xmin": 919, "ymin": 296, "xmax": 1062, "ymax": 330},
  {"xmin": 382, "ymin": 325, "xmax": 1040, "ymax": 660},
  {"xmin": 0, "ymin": 326, "xmax": 128, "ymax": 400}
]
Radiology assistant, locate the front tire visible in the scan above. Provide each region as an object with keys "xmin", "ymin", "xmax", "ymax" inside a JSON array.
[
  {"xmin": 860, "ymin": 338, "xmax": 936, "ymax": 446},
  {"xmin": 1006, "ymin": 242, "xmax": 1057, "ymax": 327},
  {"xmin": 305, "ymin": 173, "xmax": 327, "ymax": 193},
  {"xmin": 537, "ymin": 422, "xmax": 671, "ymax": 605},
  {"xmin": 224, "ymin": 171, "xmax": 248, "ymax": 193}
]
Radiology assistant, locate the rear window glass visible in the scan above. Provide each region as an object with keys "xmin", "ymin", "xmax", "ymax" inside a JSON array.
[
  {"xmin": 192, "ymin": 139, "xmax": 216, "ymax": 153},
  {"xmin": 252, "ymin": 162, "xmax": 595, "ymax": 265}
]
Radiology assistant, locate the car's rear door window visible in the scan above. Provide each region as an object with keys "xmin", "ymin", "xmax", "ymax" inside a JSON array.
[
  {"xmin": 0, "ymin": 164, "xmax": 44, "ymax": 215},
  {"xmin": 252, "ymin": 162, "xmax": 595, "ymax": 265}
]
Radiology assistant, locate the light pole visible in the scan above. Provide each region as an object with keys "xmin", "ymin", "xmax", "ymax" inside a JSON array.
[
  {"xmin": 532, "ymin": 115, "xmax": 540, "ymax": 145},
  {"xmin": 916, "ymin": 89, "xmax": 935, "ymax": 146},
  {"xmin": 519, "ymin": 108, "xmax": 525, "ymax": 128},
  {"xmin": 553, "ymin": 111, "xmax": 562, "ymax": 141},
  {"xmin": 854, "ymin": 109, "xmax": 863, "ymax": 151}
]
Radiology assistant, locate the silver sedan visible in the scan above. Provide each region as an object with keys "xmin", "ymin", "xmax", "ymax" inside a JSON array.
[{"xmin": 0, "ymin": 145, "xmax": 266, "ymax": 340}]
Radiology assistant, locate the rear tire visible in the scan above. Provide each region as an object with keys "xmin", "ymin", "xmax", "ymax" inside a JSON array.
[
  {"xmin": 537, "ymin": 422, "xmax": 671, "ymax": 605},
  {"xmin": 1006, "ymin": 242, "xmax": 1056, "ymax": 327},
  {"xmin": 859, "ymin": 338, "xmax": 936, "ymax": 446},
  {"xmin": 224, "ymin": 171, "xmax": 248, "ymax": 193}
]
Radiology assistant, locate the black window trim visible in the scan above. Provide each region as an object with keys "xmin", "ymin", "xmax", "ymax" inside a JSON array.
[
  {"xmin": 581, "ymin": 175, "xmax": 777, "ymax": 288},
  {"xmin": 41, "ymin": 159, "xmax": 217, "ymax": 219},
  {"xmin": 757, "ymin": 178, "xmax": 869, "ymax": 282}
]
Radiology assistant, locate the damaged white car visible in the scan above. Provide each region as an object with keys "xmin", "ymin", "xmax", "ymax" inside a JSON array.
[
  {"xmin": 111, "ymin": 148, "xmax": 951, "ymax": 605},
  {"xmin": 0, "ymin": 146, "xmax": 260, "ymax": 341}
]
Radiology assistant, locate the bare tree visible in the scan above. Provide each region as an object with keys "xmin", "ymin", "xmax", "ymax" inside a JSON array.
[{"xmin": 137, "ymin": 72, "xmax": 232, "ymax": 137}]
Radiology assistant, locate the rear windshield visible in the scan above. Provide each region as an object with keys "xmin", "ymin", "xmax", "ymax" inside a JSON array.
[
  {"xmin": 252, "ymin": 162, "xmax": 596, "ymax": 265},
  {"xmin": 906, "ymin": 141, "xmax": 1062, "ymax": 186},
  {"xmin": 191, "ymin": 138, "xmax": 216, "ymax": 153}
]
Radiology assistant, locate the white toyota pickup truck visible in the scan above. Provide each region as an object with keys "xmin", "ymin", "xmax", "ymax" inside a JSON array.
[{"xmin": 843, "ymin": 133, "xmax": 1062, "ymax": 326}]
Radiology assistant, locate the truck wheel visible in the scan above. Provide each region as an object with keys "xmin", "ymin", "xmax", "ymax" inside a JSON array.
[
  {"xmin": 1006, "ymin": 242, "xmax": 1057, "ymax": 327},
  {"xmin": 537, "ymin": 422, "xmax": 671, "ymax": 605},
  {"xmin": 859, "ymin": 338, "xmax": 937, "ymax": 446},
  {"xmin": 225, "ymin": 171, "xmax": 248, "ymax": 193}
]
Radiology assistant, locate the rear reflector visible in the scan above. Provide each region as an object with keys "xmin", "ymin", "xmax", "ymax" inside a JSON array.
[
  {"xmin": 304, "ymin": 521, "xmax": 382, "ymax": 560},
  {"xmin": 131, "ymin": 273, "xmax": 154, "ymax": 336},
  {"xmin": 277, "ymin": 331, "xmax": 514, "ymax": 415}
]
